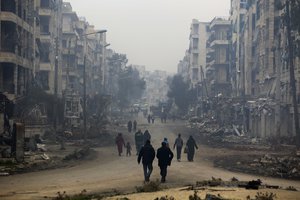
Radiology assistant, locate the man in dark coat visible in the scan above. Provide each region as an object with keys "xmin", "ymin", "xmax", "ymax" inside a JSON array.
[
  {"xmin": 186, "ymin": 135, "xmax": 198, "ymax": 161},
  {"xmin": 147, "ymin": 114, "xmax": 151, "ymax": 124},
  {"xmin": 127, "ymin": 120, "xmax": 132, "ymax": 133},
  {"xmin": 156, "ymin": 142, "xmax": 174, "ymax": 183},
  {"xmin": 173, "ymin": 133, "xmax": 183, "ymax": 161},
  {"xmin": 137, "ymin": 140, "xmax": 155, "ymax": 182},
  {"xmin": 135, "ymin": 129, "xmax": 144, "ymax": 155},
  {"xmin": 133, "ymin": 120, "xmax": 137, "ymax": 132},
  {"xmin": 143, "ymin": 129, "xmax": 151, "ymax": 143}
]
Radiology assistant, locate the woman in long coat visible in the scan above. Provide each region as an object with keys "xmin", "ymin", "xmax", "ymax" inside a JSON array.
[
  {"xmin": 115, "ymin": 133, "xmax": 125, "ymax": 156},
  {"xmin": 186, "ymin": 135, "xmax": 198, "ymax": 161}
]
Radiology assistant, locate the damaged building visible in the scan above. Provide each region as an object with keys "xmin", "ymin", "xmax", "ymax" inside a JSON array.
[
  {"xmin": 36, "ymin": 0, "xmax": 63, "ymax": 96},
  {"xmin": 206, "ymin": 17, "xmax": 231, "ymax": 97},
  {"xmin": 177, "ymin": 0, "xmax": 300, "ymax": 142},
  {"xmin": 0, "ymin": 0, "xmax": 36, "ymax": 100}
]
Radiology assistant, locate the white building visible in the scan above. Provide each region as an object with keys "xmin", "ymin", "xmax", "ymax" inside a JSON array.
[{"xmin": 188, "ymin": 19, "xmax": 209, "ymax": 86}]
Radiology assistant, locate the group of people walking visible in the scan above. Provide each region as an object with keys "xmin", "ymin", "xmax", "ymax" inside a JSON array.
[
  {"xmin": 115, "ymin": 120, "xmax": 199, "ymax": 183},
  {"xmin": 115, "ymin": 133, "xmax": 132, "ymax": 156},
  {"xmin": 127, "ymin": 120, "xmax": 137, "ymax": 133},
  {"xmin": 138, "ymin": 139, "xmax": 173, "ymax": 183},
  {"xmin": 137, "ymin": 134, "xmax": 198, "ymax": 183}
]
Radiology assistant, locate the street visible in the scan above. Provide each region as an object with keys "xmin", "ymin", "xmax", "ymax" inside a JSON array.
[{"xmin": 1, "ymin": 117, "xmax": 300, "ymax": 200}]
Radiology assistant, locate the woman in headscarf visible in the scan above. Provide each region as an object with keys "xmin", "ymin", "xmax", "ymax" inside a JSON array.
[
  {"xmin": 186, "ymin": 135, "xmax": 198, "ymax": 161},
  {"xmin": 115, "ymin": 133, "xmax": 125, "ymax": 156}
]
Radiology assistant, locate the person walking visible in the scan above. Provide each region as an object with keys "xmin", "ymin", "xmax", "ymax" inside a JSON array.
[
  {"xmin": 115, "ymin": 133, "xmax": 125, "ymax": 156},
  {"xmin": 173, "ymin": 133, "xmax": 183, "ymax": 162},
  {"xmin": 143, "ymin": 129, "xmax": 151, "ymax": 143},
  {"xmin": 137, "ymin": 140, "xmax": 155, "ymax": 182},
  {"xmin": 126, "ymin": 142, "xmax": 132, "ymax": 156},
  {"xmin": 135, "ymin": 129, "xmax": 144, "ymax": 155},
  {"xmin": 147, "ymin": 114, "xmax": 151, "ymax": 124},
  {"xmin": 186, "ymin": 135, "xmax": 198, "ymax": 161},
  {"xmin": 151, "ymin": 115, "xmax": 155, "ymax": 124},
  {"xmin": 133, "ymin": 120, "xmax": 137, "ymax": 132},
  {"xmin": 156, "ymin": 142, "xmax": 174, "ymax": 183},
  {"xmin": 127, "ymin": 120, "xmax": 133, "ymax": 133}
]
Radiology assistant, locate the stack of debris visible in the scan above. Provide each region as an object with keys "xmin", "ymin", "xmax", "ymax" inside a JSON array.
[{"xmin": 250, "ymin": 154, "xmax": 300, "ymax": 179}]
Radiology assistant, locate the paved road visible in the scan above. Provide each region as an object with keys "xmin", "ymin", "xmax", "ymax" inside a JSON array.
[{"xmin": 1, "ymin": 118, "xmax": 300, "ymax": 200}]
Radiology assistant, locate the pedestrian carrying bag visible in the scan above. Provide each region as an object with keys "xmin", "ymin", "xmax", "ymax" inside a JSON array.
[{"xmin": 184, "ymin": 146, "xmax": 188, "ymax": 153}]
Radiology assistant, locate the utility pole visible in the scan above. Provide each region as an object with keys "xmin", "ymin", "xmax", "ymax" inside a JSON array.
[
  {"xmin": 54, "ymin": 37, "xmax": 59, "ymax": 133},
  {"xmin": 286, "ymin": 1, "xmax": 300, "ymax": 148},
  {"xmin": 83, "ymin": 55, "xmax": 87, "ymax": 142}
]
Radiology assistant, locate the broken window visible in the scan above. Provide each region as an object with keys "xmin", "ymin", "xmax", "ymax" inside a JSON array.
[
  {"xmin": 192, "ymin": 68, "xmax": 199, "ymax": 81},
  {"xmin": 39, "ymin": 71, "xmax": 49, "ymax": 90},
  {"xmin": 40, "ymin": 16, "xmax": 50, "ymax": 35},
  {"xmin": 1, "ymin": 0, "xmax": 16, "ymax": 13},
  {"xmin": 40, "ymin": 0, "xmax": 50, "ymax": 9},
  {"xmin": 40, "ymin": 43, "xmax": 50, "ymax": 62},
  {"xmin": 1, "ymin": 63, "xmax": 15, "ymax": 94},
  {"xmin": 193, "ymin": 38, "xmax": 199, "ymax": 49},
  {"xmin": 1, "ymin": 22, "xmax": 17, "ymax": 53}
]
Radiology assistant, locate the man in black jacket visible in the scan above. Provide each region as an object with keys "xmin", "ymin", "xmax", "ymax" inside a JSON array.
[
  {"xmin": 156, "ymin": 142, "xmax": 174, "ymax": 183},
  {"xmin": 137, "ymin": 140, "xmax": 155, "ymax": 182}
]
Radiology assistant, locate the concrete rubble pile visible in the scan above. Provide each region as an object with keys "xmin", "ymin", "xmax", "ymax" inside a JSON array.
[{"xmin": 247, "ymin": 154, "xmax": 300, "ymax": 179}]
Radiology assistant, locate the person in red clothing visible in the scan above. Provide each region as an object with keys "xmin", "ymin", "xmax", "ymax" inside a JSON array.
[{"xmin": 115, "ymin": 133, "xmax": 125, "ymax": 156}]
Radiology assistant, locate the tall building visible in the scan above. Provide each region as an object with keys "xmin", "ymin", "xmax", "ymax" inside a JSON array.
[
  {"xmin": 0, "ymin": 0, "xmax": 36, "ymax": 100},
  {"xmin": 188, "ymin": 20, "xmax": 209, "ymax": 87},
  {"xmin": 36, "ymin": 0, "xmax": 63, "ymax": 96},
  {"xmin": 206, "ymin": 17, "xmax": 231, "ymax": 97},
  {"xmin": 230, "ymin": 0, "xmax": 247, "ymax": 96},
  {"xmin": 61, "ymin": 2, "xmax": 79, "ymax": 93}
]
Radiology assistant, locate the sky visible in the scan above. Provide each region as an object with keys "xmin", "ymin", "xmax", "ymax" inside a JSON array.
[{"xmin": 67, "ymin": 0, "xmax": 230, "ymax": 73}]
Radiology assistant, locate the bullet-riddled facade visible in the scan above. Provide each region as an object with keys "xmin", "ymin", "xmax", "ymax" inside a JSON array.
[
  {"xmin": 0, "ymin": 0, "xmax": 36, "ymax": 99},
  {"xmin": 36, "ymin": 0, "xmax": 63, "ymax": 96},
  {"xmin": 206, "ymin": 17, "xmax": 231, "ymax": 97}
]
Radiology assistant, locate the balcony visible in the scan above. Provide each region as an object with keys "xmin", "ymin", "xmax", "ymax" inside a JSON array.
[
  {"xmin": 190, "ymin": 33, "xmax": 199, "ymax": 38},
  {"xmin": 0, "ymin": 52, "xmax": 32, "ymax": 69},
  {"xmin": 210, "ymin": 17, "xmax": 230, "ymax": 29},
  {"xmin": 0, "ymin": 12, "xmax": 32, "ymax": 33},
  {"xmin": 191, "ymin": 49, "xmax": 199, "ymax": 54},
  {"xmin": 40, "ymin": 63, "xmax": 52, "ymax": 71},
  {"xmin": 210, "ymin": 40, "xmax": 229, "ymax": 48},
  {"xmin": 38, "ymin": 8, "xmax": 51, "ymax": 16}
]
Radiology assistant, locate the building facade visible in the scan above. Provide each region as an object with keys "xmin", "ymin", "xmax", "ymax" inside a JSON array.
[
  {"xmin": 0, "ymin": 0, "xmax": 36, "ymax": 100},
  {"xmin": 206, "ymin": 17, "xmax": 231, "ymax": 97},
  {"xmin": 36, "ymin": 0, "xmax": 63, "ymax": 96},
  {"xmin": 188, "ymin": 20, "xmax": 209, "ymax": 87}
]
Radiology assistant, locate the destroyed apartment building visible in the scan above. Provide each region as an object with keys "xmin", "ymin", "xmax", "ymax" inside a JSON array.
[
  {"xmin": 0, "ymin": 0, "xmax": 109, "ymax": 162},
  {"xmin": 178, "ymin": 0, "xmax": 300, "ymax": 143}
]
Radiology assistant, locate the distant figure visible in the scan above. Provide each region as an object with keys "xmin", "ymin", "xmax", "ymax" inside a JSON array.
[
  {"xmin": 143, "ymin": 129, "xmax": 151, "ymax": 143},
  {"xmin": 127, "ymin": 120, "xmax": 133, "ymax": 133},
  {"xmin": 135, "ymin": 129, "xmax": 144, "ymax": 155},
  {"xmin": 156, "ymin": 142, "xmax": 174, "ymax": 183},
  {"xmin": 133, "ymin": 120, "xmax": 137, "ymax": 132},
  {"xmin": 186, "ymin": 135, "xmax": 198, "ymax": 162},
  {"xmin": 126, "ymin": 142, "xmax": 132, "ymax": 156},
  {"xmin": 163, "ymin": 113, "xmax": 167, "ymax": 123},
  {"xmin": 151, "ymin": 116, "xmax": 155, "ymax": 124},
  {"xmin": 115, "ymin": 133, "xmax": 125, "ymax": 156},
  {"xmin": 173, "ymin": 133, "xmax": 183, "ymax": 162},
  {"xmin": 147, "ymin": 114, "xmax": 151, "ymax": 124},
  {"xmin": 138, "ymin": 140, "xmax": 155, "ymax": 182}
]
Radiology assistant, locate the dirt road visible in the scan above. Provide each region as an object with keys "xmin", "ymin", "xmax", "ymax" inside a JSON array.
[{"xmin": 1, "ymin": 119, "xmax": 300, "ymax": 200}]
